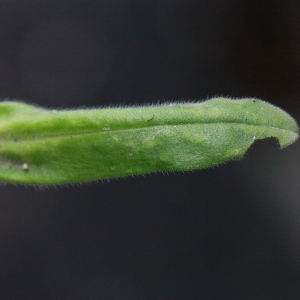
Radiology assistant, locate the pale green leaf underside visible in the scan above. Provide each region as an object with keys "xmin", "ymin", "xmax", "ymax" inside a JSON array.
[{"xmin": 0, "ymin": 97, "xmax": 298, "ymax": 185}]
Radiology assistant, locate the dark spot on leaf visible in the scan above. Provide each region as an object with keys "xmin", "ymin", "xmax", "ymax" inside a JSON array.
[{"xmin": 147, "ymin": 114, "xmax": 154, "ymax": 122}]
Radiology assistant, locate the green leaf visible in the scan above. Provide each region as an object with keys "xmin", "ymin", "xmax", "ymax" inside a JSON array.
[{"xmin": 0, "ymin": 97, "xmax": 297, "ymax": 185}]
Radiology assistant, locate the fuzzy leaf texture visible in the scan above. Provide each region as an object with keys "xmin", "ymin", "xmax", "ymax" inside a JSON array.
[{"xmin": 0, "ymin": 98, "xmax": 298, "ymax": 185}]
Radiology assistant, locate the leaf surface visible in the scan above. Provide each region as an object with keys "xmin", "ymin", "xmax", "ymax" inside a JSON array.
[{"xmin": 0, "ymin": 98, "xmax": 297, "ymax": 184}]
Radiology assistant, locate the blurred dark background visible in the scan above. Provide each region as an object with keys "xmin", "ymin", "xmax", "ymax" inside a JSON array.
[{"xmin": 0, "ymin": 1, "xmax": 300, "ymax": 299}]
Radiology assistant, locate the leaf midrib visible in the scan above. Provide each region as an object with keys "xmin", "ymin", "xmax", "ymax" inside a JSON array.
[{"xmin": 2, "ymin": 121, "xmax": 297, "ymax": 142}]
